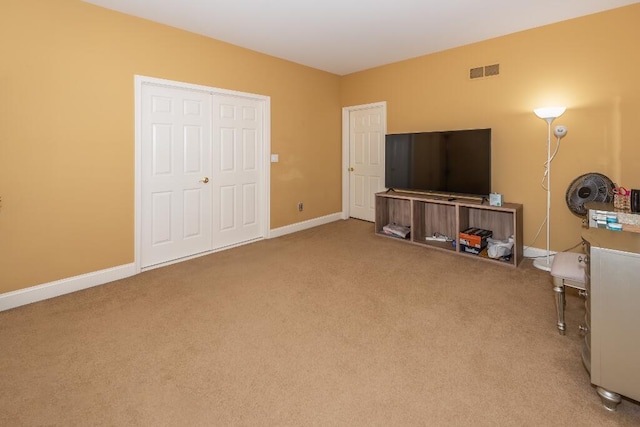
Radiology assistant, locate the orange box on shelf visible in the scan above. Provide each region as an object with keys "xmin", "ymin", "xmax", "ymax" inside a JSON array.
[{"xmin": 459, "ymin": 227, "xmax": 493, "ymax": 249}]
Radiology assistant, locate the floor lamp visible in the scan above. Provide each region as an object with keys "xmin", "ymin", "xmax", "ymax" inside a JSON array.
[{"xmin": 533, "ymin": 106, "xmax": 566, "ymax": 272}]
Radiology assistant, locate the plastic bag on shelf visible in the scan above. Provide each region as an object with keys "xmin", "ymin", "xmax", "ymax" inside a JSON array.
[{"xmin": 487, "ymin": 235, "xmax": 514, "ymax": 259}]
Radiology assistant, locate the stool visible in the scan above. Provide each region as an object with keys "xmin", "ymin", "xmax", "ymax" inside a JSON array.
[{"xmin": 550, "ymin": 252, "xmax": 587, "ymax": 335}]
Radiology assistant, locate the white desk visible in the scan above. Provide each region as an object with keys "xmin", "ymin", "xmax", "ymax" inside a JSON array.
[{"xmin": 581, "ymin": 228, "xmax": 640, "ymax": 411}]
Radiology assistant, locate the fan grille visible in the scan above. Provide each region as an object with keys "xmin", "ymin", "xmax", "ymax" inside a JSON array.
[{"xmin": 565, "ymin": 173, "xmax": 614, "ymax": 216}]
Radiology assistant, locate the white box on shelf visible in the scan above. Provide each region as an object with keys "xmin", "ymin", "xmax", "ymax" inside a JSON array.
[{"xmin": 489, "ymin": 193, "xmax": 503, "ymax": 207}]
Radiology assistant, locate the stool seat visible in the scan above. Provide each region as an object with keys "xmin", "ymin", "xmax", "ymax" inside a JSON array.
[
  {"xmin": 551, "ymin": 252, "xmax": 586, "ymax": 289},
  {"xmin": 550, "ymin": 252, "xmax": 587, "ymax": 334}
]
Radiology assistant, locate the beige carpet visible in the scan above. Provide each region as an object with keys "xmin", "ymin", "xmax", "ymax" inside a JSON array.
[{"xmin": 1, "ymin": 219, "xmax": 639, "ymax": 426}]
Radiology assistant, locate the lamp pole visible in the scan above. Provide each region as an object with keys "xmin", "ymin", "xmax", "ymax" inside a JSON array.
[
  {"xmin": 545, "ymin": 117, "xmax": 552, "ymax": 269},
  {"xmin": 533, "ymin": 106, "xmax": 566, "ymax": 271}
]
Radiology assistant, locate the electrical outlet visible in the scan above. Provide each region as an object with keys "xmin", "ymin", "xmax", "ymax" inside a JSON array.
[{"xmin": 298, "ymin": 202, "xmax": 303, "ymax": 212}]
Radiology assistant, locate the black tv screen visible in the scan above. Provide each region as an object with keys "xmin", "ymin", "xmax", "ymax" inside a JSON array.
[{"xmin": 385, "ymin": 129, "xmax": 491, "ymax": 197}]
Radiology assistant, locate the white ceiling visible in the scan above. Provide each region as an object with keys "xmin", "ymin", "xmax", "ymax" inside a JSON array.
[{"xmin": 83, "ymin": 0, "xmax": 639, "ymax": 75}]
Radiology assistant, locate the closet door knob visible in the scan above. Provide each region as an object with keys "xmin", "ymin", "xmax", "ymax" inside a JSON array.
[{"xmin": 200, "ymin": 177, "xmax": 209, "ymax": 184}]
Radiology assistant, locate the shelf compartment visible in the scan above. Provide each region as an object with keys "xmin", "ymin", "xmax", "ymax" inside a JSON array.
[
  {"xmin": 413, "ymin": 200, "xmax": 456, "ymax": 251},
  {"xmin": 458, "ymin": 206, "xmax": 513, "ymax": 240},
  {"xmin": 458, "ymin": 205, "xmax": 522, "ymax": 266},
  {"xmin": 375, "ymin": 195, "xmax": 411, "ymax": 237}
]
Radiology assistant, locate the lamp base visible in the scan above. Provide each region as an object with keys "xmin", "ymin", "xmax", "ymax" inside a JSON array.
[{"xmin": 533, "ymin": 256, "xmax": 554, "ymax": 272}]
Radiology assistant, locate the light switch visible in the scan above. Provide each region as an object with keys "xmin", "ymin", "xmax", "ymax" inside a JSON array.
[{"xmin": 271, "ymin": 154, "xmax": 279, "ymax": 163}]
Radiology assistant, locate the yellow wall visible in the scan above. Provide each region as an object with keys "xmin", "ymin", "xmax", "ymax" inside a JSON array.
[
  {"xmin": 342, "ymin": 4, "xmax": 640, "ymax": 256},
  {"xmin": 2, "ymin": 1, "xmax": 639, "ymax": 294},
  {"xmin": 0, "ymin": 0, "xmax": 341, "ymax": 292}
]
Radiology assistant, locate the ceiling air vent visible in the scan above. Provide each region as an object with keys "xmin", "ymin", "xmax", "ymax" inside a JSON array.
[
  {"xmin": 484, "ymin": 64, "xmax": 500, "ymax": 77},
  {"xmin": 469, "ymin": 66, "xmax": 484, "ymax": 79}
]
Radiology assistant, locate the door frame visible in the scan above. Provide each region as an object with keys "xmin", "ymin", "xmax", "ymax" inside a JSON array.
[
  {"xmin": 341, "ymin": 101, "xmax": 387, "ymax": 219},
  {"xmin": 134, "ymin": 75, "xmax": 271, "ymax": 273}
]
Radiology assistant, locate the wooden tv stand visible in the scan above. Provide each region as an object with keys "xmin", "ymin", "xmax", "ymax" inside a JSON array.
[{"xmin": 375, "ymin": 191, "xmax": 523, "ymax": 267}]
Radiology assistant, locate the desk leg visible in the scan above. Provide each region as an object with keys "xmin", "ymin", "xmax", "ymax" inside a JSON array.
[{"xmin": 597, "ymin": 387, "xmax": 622, "ymax": 411}]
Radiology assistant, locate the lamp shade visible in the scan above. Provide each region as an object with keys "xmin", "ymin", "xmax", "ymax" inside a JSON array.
[{"xmin": 534, "ymin": 106, "xmax": 566, "ymax": 120}]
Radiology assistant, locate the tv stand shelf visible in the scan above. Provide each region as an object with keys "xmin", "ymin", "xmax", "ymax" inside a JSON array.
[{"xmin": 375, "ymin": 191, "xmax": 523, "ymax": 267}]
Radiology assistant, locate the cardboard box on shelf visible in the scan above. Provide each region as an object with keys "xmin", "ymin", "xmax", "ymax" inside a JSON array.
[
  {"xmin": 458, "ymin": 227, "xmax": 493, "ymax": 249},
  {"xmin": 460, "ymin": 244, "xmax": 482, "ymax": 255}
]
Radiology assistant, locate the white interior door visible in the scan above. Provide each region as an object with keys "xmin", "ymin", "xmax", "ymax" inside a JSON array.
[
  {"xmin": 348, "ymin": 105, "xmax": 386, "ymax": 222},
  {"xmin": 211, "ymin": 94, "xmax": 263, "ymax": 249},
  {"xmin": 140, "ymin": 84, "xmax": 212, "ymax": 268}
]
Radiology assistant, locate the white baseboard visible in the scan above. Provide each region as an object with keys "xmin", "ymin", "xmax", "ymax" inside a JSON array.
[
  {"xmin": 269, "ymin": 212, "xmax": 343, "ymax": 238},
  {"xmin": 1, "ymin": 214, "xmax": 343, "ymax": 311},
  {"xmin": 0, "ymin": 229, "xmax": 549, "ymax": 312},
  {"xmin": 1, "ymin": 213, "xmax": 343, "ymax": 312},
  {"xmin": 0, "ymin": 263, "xmax": 136, "ymax": 312}
]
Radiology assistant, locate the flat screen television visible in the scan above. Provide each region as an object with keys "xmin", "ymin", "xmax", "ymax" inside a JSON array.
[{"xmin": 385, "ymin": 128, "xmax": 491, "ymax": 197}]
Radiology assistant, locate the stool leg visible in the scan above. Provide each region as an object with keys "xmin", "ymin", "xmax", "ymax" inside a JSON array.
[{"xmin": 553, "ymin": 277, "xmax": 566, "ymax": 335}]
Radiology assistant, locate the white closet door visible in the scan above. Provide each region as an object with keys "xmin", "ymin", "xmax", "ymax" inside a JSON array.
[
  {"xmin": 211, "ymin": 95, "xmax": 263, "ymax": 249},
  {"xmin": 140, "ymin": 84, "xmax": 212, "ymax": 268},
  {"xmin": 349, "ymin": 105, "xmax": 385, "ymax": 222}
]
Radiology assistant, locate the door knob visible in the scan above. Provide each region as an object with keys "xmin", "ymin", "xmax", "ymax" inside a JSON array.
[
  {"xmin": 200, "ymin": 177, "xmax": 209, "ymax": 183},
  {"xmin": 348, "ymin": 167, "xmax": 354, "ymax": 172}
]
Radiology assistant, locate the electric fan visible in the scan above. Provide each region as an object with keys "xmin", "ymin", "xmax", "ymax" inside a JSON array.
[{"xmin": 565, "ymin": 173, "xmax": 614, "ymax": 217}]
